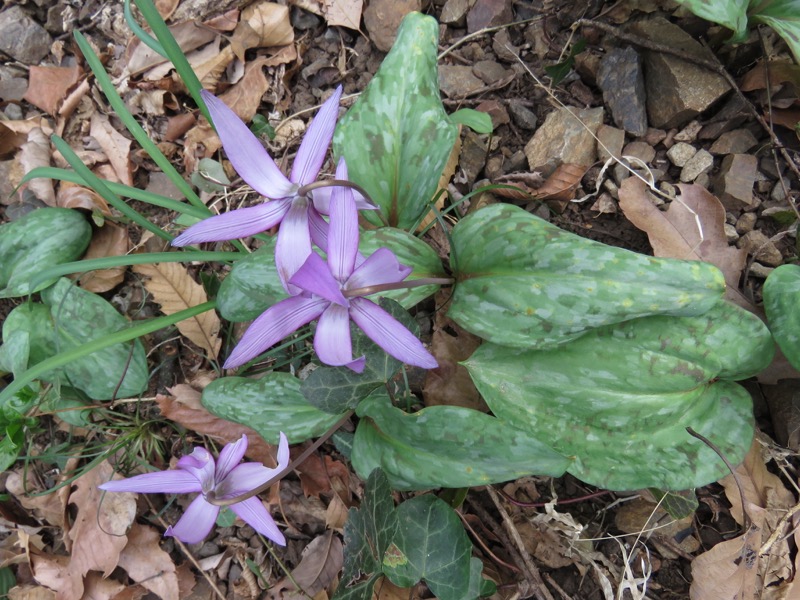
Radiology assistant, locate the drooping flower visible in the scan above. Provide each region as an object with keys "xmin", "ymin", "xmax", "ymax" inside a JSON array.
[
  {"xmin": 99, "ymin": 434, "xmax": 289, "ymax": 545},
  {"xmin": 223, "ymin": 162, "xmax": 437, "ymax": 372},
  {"xmin": 172, "ymin": 86, "xmax": 370, "ymax": 290}
]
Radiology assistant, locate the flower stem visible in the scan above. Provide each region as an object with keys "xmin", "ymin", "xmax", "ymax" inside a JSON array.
[{"xmin": 344, "ymin": 277, "xmax": 454, "ymax": 298}]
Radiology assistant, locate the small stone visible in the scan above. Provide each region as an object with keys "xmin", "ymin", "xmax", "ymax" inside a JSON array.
[
  {"xmin": 485, "ymin": 154, "xmax": 504, "ymax": 179},
  {"xmin": 492, "ymin": 28, "xmax": 519, "ymax": 62},
  {"xmin": 476, "ymin": 100, "xmax": 509, "ymax": 127},
  {"xmin": 504, "ymin": 150, "xmax": 527, "ymax": 172},
  {"xmin": 680, "ymin": 149, "xmax": 714, "ymax": 182},
  {"xmin": 467, "ymin": 0, "xmax": 512, "ymax": 33},
  {"xmin": 695, "ymin": 173, "xmax": 710, "ymax": 188},
  {"xmin": 666, "ymin": 142, "xmax": 697, "ymax": 167},
  {"xmin": 596, "ymin": 46, "xmax": 647, "ymax": 136},
  {"xmin": 658, "ymin": 181, "xmax": 676, "ymax": 199},
  {"xmin": 622, "ymin": 141, "xmax": 656, "ymax": 164},
  {"xmin": 771, "ymin": 181, "xmax": 790, "ymax": 202},
  {"xmin": 363, "ymin": 0, "xmax": 421, "ymax": 52},
  {"xmin": 713, "ymin": 154, "xmax": 757, "ymax": 210},
  {"xmin": 438, "ymin": 65, "xmax": 484, "ymax": 98},
  {"xmin": 749, "ymin": 262, "xmax": 774, "ymax": 278},
  {"xmin": 574, "ymin": 51, "xmax": 601, "ymax": 85},
  {"xmin": 440, "ymin": 0, "xmax": 474, "ymax": 24},
  {"xmin": 709, "ymin": 128, "xmax": 758, "ymax": 155},
  {"xmin": 0, "ymin": 6, "xmax": 52, "ymax": 64},
  {"xmin": 760, "ymin": 157, "xmax": 784, "ymax": 179},
  {"xmin": 524, "ymin": 106, "xmax": 605, "ymax": 176},
  {"xmin": 737, "ymin": 230, "xmax": 783, "ymax": 267},
  {"xmin": 459, "ymin": 130, "xmax": 488, "ymax": 184},
  {"xmin": 724, "ymin": 223, "xmax": 739, "ymax": 243},
  {"xmin": 4, "ymin": 103, "xmax": 22, "ymax": 120},
  {"xmin": 674, "ymin": 120, "xmax": 702, "ymax": 143},
  {"xmin": 591, "ymin": 192, "xmax": 617, "ymax": 214},
  {"xmin": 735, "ymin": 211, "xmax": 757, "ymax": 235},
  {"xmin": 597, "ymin": 125, "xmax": 625, "ymax": 161},
  {"xmin": 508, "ymin": 101, "xmax": 538, "ymax": 130},
  {"xmin": 472, "ymin": 60, "xmax": 511, "ymax": 84},
  {"xmin": 0, "ymin": 68, "xmax": 27, "ymax": 102},
  {"xmin": 642, "ymin": 128, "xmax": 667, "ymax": 146}
]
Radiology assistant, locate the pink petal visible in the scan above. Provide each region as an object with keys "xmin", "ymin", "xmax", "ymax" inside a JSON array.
[
  {"xmin": 171, "ymin": 200, "xmax": 291, "ymax": 246},
  {"xmin": 230, "ymin": 497, "xmax": 286, "ymax": 546},
  {"xmin": 223, "ymin": 296, "xmax": 328, "ymax": 368},
  {"xmin": 177, "ymin": 447, "xmax": 215, "ymax": 491},
  {"xmin": 275, "ymin": 198, "xmax": 312, "ymax": 293},
  {"xmin": 345, "ymin": 247, "xmax": 412, "ymax": 292},
  {"xmin": 349, "ymin": 298, "xmax": 438, "ymax": 369},
  {"xmin": 275, "ymin": 432, "xmax": 289, "ymax": 468},
  {"xmin": 290, "ymin": 86, "xmax": 342, "ymax": 186},
  {"xmin": 215, "ymin": 435, "xmax": 248, "ymax": 483},
  {"xmin": 308, "ymin": 205, "xmax": 329, "ymax": 252},
  {"xmin": 290, "ymin": 252, "xmax": 348, "ymax": 306},
  {"xmin": 218, "ymin": 433, "xmax": 290, "ymax": 497},
  {"xmin": 312, "ymin": 185, "xmax": 376, "ymax": 214},
  {"xmin": 327, "ymin": 158, "xmax": 358, "ymax": 282},
  {"xmin": 314, "ymin": 304, "xmax": 365, "ymax": 372},
  {"xmin": 201, "ymin": 90, "xmax": 294, "ymax": 198},
  {"xmin": 99, "ymin": 470, "xmax": 202, "ymax": 495},
  {"xmin": 165, "ymin": 494, "xmax": 218, "ymax": 544}
]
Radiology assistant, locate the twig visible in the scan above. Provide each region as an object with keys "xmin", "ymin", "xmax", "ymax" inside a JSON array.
[{"xmin": 456, "ymin": 509, "xmax": 521, "ymax": 574}]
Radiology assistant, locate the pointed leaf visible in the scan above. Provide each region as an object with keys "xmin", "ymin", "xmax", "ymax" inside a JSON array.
[{"xmin": 764, "ymin": 264, "xmax": 800, "ymax": 371}]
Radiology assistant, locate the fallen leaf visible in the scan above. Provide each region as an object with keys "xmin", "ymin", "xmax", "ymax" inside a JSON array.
[
  {"xmin": 423, "ymin": 322, "xmax": 485, "ymax": 411},
  {"xmin": 23, "ymin": 66, "xmax": 82, "ymax": 116},
  {"xmin": 182, "ymin": 122, "xmax": 220, "ymax": 174},
  {"xmin": 81, "ymin": 572, "xmax": 126, "ymax": 600},
  {"xmin": 374, "ymin": 578, "xmax": 413, "ymax": 600},
  {"xmin": 533, "ymin": 162, "xmax": 587, "ymax": 203},
  {"xmin": 133, "ymin": 262, "xmax": 222, "ymax": 358},
  {"xmin": 231, "ymin": 2, "xmax": 294, "ymax": 61},
  {"xmin": 193, "ymin": 45, "xmax": 235, "ymax": 91},
  {"xmin": 125, "ymin": 21, "xmax": 218, "ymax": 75},
  {"xmin": 323, "ymin": 0, "xmax": 363, "ymax": 30},
  {"xmin": 155, "ymin": 0, "xmax": 179, "ymax": 19},
  {"xmin": 69, "ymin": 461, "xmax": 136, "ymax": 578},
  {"xmin": 218, "ymin": 55, "xmax": 275, "ymax": 123},
  {"xmin": 740, "ymin": 60, "xmax": 800, "ymax": 91},
  {"xmin": 19, "ymin": 128, "xmax": 55, "ymax": 206},
  {"xmin": 77, "ymin": 222, "xmax": 129, "ymax": 293},
  {"xmin": 297, "ymin": 453, "xmax": 350, "ymax": 500},
  {"xmin": 266, "ymin": 531, "xmax": 343, "ymax": 599},
  {"xmin": 90, "ymin": 113, "xmax": 134, "ymax": 186},
  {"xmin": 5, "ymin": 469, "xmax": 68, "ymax": 530},
  {"xmin": 770, "ymin": 108, "xmax": 800, "ymax": 132},
  {"xmin": 156, "ymin": 384, "xmax": 278, "ymax": 466},
  {"xmin": 56, "ymin": 181, "xmax": 111, "ymax": 215},
  {"xmin": 325, "ymin": 493, "xmax": 349, "ymax": 530},
  {"xmin": 618, "ymin": 177, "xmax": 750, "ymax": 308},
  {"xmin": 7, "ymin": 585, "xmax": 56, "ymax": 600},
  {"xmin": 117, "ymin": 524, "xmax": 179, "ymax": 600}
]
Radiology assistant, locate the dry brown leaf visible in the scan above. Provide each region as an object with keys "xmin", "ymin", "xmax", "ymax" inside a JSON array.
[
  {"xmin": 133, "ymin": 262, "xmax": 221, "ymax": 358},
  {"xmin": 19, "ymin": 529, "xmax": 84, "ymax": 600},
  {"xmin": 0, "ymin": 122, "xmax": 28, "ymax": 159},
  {"xmin": 126, "ymin": 21, "xmax": 218, "ymax": 75},
  {"xmin": 19, "ymin": 127, "xmax": 55, "ymax": 206},
  {"xmin": 770, "ymin": 107, "xmax": 800, "ymax": 132},
  {"xmin": 183, "ymin": 122, "xmax": 220, "ymax": 174},
  {"xmin": 323, "ymin": 0, "xmax": 363, "ymax": 30},
  {"xmin": 90, "ymin": 113, "xmax": 133, "ymax": 186},
  {"xmin": 203, "ymin": 8, "xmax": 240, "ymax": 32},
  {"xmin": 156, "ymin": 384, "xmax": 278, "ymax": 466},
  {"xmin": 618, "ymin": 177, "xmax": 750, "ymax": 308},
  {"xmin": 193, "ymin": 45, "xmax": 235, "ymax": 90},
  {"xmin": 117, "ymin": 524, "xmax": 179, "ymax": 600},
  {"xmin": 219, "ymin": 55, "xmax": 275, "ymax": 122},
  {"xmin": 23, "ymin": 65, "xmax": 82, "ymax": 116},
  {"xmin": 231, "ymin": 1, "xmax": 294, "ymax": 60},
  {"xmin": 423, "ymin": 323, "xmax": 484, "ymax": 411},
  {"xmin": 266, "ymin": 531, "xmax": 343, "ymax": 599},
  {"xmin": 77, "ymin": 222, "xmax": 130, "ymax": 293},
  {"xmin": 374, "ymin": 578, "xmax": 413, "ymax": 600},
  {"xmin": 56, "ymin": 181, "xmax": 111, "ymax": 215},
  {"xmin": 325, "ymin": 493, "xmax": 349, "ymax": 530},
  {"xmin": 81, "ymin": 572, "xmax": 126, "ymax": 600},
  {"xmin": 7, "ymin": 585, "xmax": 56, "ymax": 600},
  {"xmin": 155, "ymin": 0, "xmax": 179, "ymax": 19},
  {"xmin": 740, "ymin": 60, "xmax": 800, "ymax": 91},
  {"xmin": 297, "ymin": 453, "xmax": 350, "ymax": 499},
  {"xmin": 5, "ymin": 470, "xmax": 68, "ymax": 530},
  {"xmin": 68, "ymin": 461, "xmax": 136, "ymax": 579}
]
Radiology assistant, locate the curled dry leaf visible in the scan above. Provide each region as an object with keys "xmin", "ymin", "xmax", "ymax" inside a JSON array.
[
  {"xmin": 22, "ymin": 65, "xmax": 82, "ymax": 116},
  {"xmin": 219, "ymin": 55, "xmax": 275, "ymax": 123},
  {"xmin": 76, "ymin": 222, "xmax": 129, "ymax": 293},
  {"xmin": 423, "ymin": 325, "xmax": 485, "ymax": 411},
  {"xmin": 90, "ymin": 113, "xmax": 133, "ymax": 187},
  {"xmin": 116, "ymin": 524, "xmax": 179, "ymax": 600},
  {"xmin": 231, "ymin": 1, "xmax": 294, "ymax": 60},
  {"xmin": 20, "ymin": 530, "xmax": 84, "ymax": 600},
  {"xmin": 56, "ymin": 181, "xmax": 111, "ymax": 215},
  {"xmin": 133, "ymin": 262, "xmax": 222, "ymax": 358},
  {"xmin": 297, "ymin": 453, "xmax": 350, "ymax": 500},
  {"xmin": 5, "ymin": 469, "xmax": 69, "ymax": 530},
  {"xmin": 19, "ymin": 127, "xmax": 55, "ymax": 206},
  {"xmin": 493, "ymin": 165, "xmax": 584, "ymax": 207},
  {"xmin": 125, "ymin": 20, "xmax": 218, "ymax": 75},
  {"xmin": 323, "ymin": 0, "xmax": 364, "ymax": 30},
  {"xmin": 618, "ymin": 177, "xmax": 750, "ymax": 309},
  {"xmin": 266, "ymin": 530, "xmax": 343, "ymax": 599}
]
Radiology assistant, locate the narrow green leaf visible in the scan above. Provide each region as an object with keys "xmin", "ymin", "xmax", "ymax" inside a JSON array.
[
  {"xmin": 449, "ymin": 108, "xmax": 493, "ymax": 134},
  {"xmin": 124, "ymin": 0, "xmax": 165, "ymax": 55},
  {"xmin": 675, "ymin": 0, "xmax": 749, "ymax": 38}
]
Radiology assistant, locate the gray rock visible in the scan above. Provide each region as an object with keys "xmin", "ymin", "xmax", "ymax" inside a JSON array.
[
  {"xmin": 492, "ymin": 28, "xmax": 519, "ymax": 63},
  {"xmin": 680, "ymin": 149, "xmax": 714, "ymax": 182},
  {"xmin": 467, "ymin": 0, "xmax": 512, "ymax": 33},
  {"xmin": 737, "ymin": 230, "xmax": 783, "ymax": 267},
  {"xmin": 622, "ymin": 140, "xmax": 656, "ymax": 164},
  {"xmin": 459, "ymin": 130, "xmax": 488, "ymax": 184},
  {"xmin": 749, "ymin": 262, "xmax": 774, "ymax": 279},
  {"xmin": 714, "ymin": 154, "xmax": 757, "ymax": 211},
  {"xmin": 440, "ymin": 0, "xmax": 474, "ymax": 24},
  {"xmin": 666, "ymin": 142, "xmax": 696, "ymax": 167},
  {"xmin": 597, "ymin": 124, "xmax": 625, "ymax": 161},
  {"xmin": 597, "ymin": 46, "xmax": 647, "ymax": 136},
  {"xmin": 508, "ymin": 101, "xmax": 538, "ymax": 130},
  {"xmin": 724, "ymin": 223, "xmax": 739, "ymax": 243},
  {"xmin": 591, "ymin": 192, "xmax": 617, "ymax": 214},
  {"xmin": 472, "ymin": 60, "xmax": 512, "ymax": 84},
  {"xmin": 642, "ymin": 128, "xmax": 667, "ymax": 146},
  {"xmin": 674, "ymin": 120, "xmax": 702, "ymax": 143},
  {"xmin": 771, "ymin": 181, "xmax": 790, "ymax": 202},
  {"xmin": 363, "ymin": 0, "xmax": 421, "ymax": 52},
  {"xmin": 438, "ymin": 65, "xmax": 484, "ymax": 98},
  {"xmin": 628, "ymin": 17, "xmax": 729, "ymax": 129},
  {"xmin": 735, "ymin": 211, "xmax": 757, "ymax": 235},
  {"xmin": 0, "ymin": 6, "xmax": 52, "ymax": 64},
  {"xmin": 709, "ymin": 128, "xmax": 758, "ymax": 155},
  {"xmin": 524, "ymin": 106, "xmax": 605, "ymax": 176}
]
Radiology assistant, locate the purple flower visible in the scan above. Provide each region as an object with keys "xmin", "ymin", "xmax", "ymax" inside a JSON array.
[
  {"xmin": 224, "ymin": 166, "xmax": 438, "ymax": 372},
  {"xmin": 172, "ymin": 86, "xmax": 370, "ymax": 291},
  {"xmin": 99, "ymin": 434, "xmax": 289, "ymax": 545}
]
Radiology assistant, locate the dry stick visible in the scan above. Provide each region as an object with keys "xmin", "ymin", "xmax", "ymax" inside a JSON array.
[
  {"xmin": 456, "ymin": 509, "xmax": 522, "ymax": 574},
  {"xmin": 574, "ymin": 18, "xmax": 800, "ymax": 206},
  {"xmin": 485, "ymin": 486, "xmax": 556, "ymax": 600},
  {"xmin": 759, "ymin": 500, "xmax": 800, "ymax": 557}
]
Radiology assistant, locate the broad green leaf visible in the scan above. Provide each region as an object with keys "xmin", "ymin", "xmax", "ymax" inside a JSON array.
[
  {"xmin": 750, "ymin": 0, "xmax": 800, "ymax": 64},
  {"xmin": 449, "ymin": 108, "xmax": 493, "ymax": 134},
  {"xmin": 675, "ymin": 0, "xmax": 749, "ymax": 38},
  {"xmin": 648, "ymin": 489, "xmax": 699, "ymax": 520},
  {"xmin": 334, "ymin": 469, "xmax": 398, "ymax": 600},
  {"xmin": 0, "ymin": 279, "xmax": 148, "ymax": 400},
  {"xmin": 464, "ymin": 303, "xmax": 765, "ymax": 489},
  {"xmin": 0, "ymin": 208, "xmax": 91, "ymax": 298},
  {"xmin": 333, "ymin": 12, "xmax": 459, "ymax": 229},
  {"xmin": 764, "ymin": 263, "xmax": 800, "ymax": 370},
  {"xmin": 382, "ymin": 495, "xmax": 478, "ymax": 600},
  {"xmin": 359, "ymin": 228, "xmax": 446, "ymax": 308},
  {"xmin": 450, "ymin": 203, "xmax": 726, "ymax": 349},
  {"xmin": 0, "ymin": 423, "xmax": 25, "ymax": 472},
  {"xmin": 201, "ymin": 373, "xmax": 346, "ymax": 444},
  {"xmin": 217, "ymin": 239, "xmax": 288, "ymax": 322},
  {"xmin": 300, "ymin": 299, "xmax": 415, "ymax": 414},
  {"xmin": 352, "ymin": 393, "xmax": 570, "ymax": 490}
]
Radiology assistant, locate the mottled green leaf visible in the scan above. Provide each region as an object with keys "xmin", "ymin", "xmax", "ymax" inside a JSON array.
[
  {"xmin": 450, "ymin": 203, "xmax": 726, "ymax": 349},
  {"xmin": 217, "ymin": 239, "xmax": 288, "ymax": 322},
  {"xmin": 382, "ymin": 495, "xmax": 478, "ymax": 600},
  {"xmin": 334, "ymin": 469, "xmax": 398, "ymax": 600},
  {"xmin": 648, "ymin": 489, "xmax": 699, "ymax": 520},
  {"xmin": 300, "ymin": 299, "xmax": 415, "ymax": 414},
  {"xmin": 201, "ymin": 372, "xmax": 346, "ymax": 444},
  {"xmin": 0, "ymin": 208, "xmax": 91, "ymax": 298},
  {"xmin": 352, "ymin": 393, "xmax": 570, "ymax": 490},
  {"xmin": 359, "ymin": 228, "xmax": 445, "ymax": 308},
  {"xmin": 764, "ymin": 263, "xmax": 800, "ymax": 371},
  {"xmin": 465, "ymin": 302, "xmax": 764, "ymax": 489},
  {"xmin": 333, "ymin": 12, "xmax": 458, "ymax": 229},
  {"xmin": 750, "ymin": 0, "xmax": 800, "ymax": 64},
  {"xmin": 675, "ymin": 0, "xmax": 749, "ymax": 38},
  {"xmin": 0, "ymin": 279, "xmax": 148, "ymax": 400}
]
